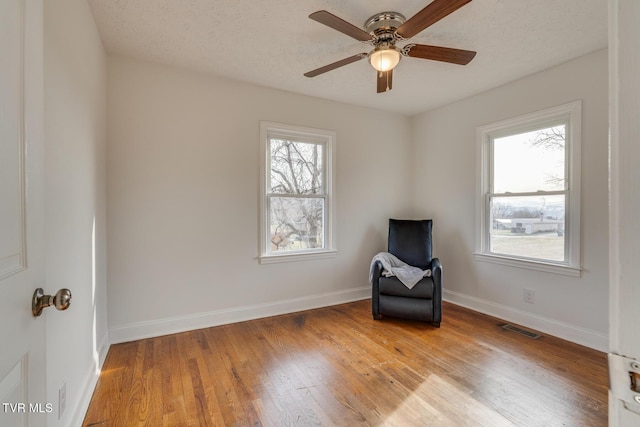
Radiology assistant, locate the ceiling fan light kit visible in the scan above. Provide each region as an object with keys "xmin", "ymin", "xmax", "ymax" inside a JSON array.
[
  {"xmin": 369, "ymin": 45, "xmax": 401, "ymax": 73},
  {"xmin": 304, "ymin": 0, "xmax": 476, "ymax": 93}
]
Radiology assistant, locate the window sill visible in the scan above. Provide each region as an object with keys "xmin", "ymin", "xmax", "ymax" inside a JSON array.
[
  {"xmin": 473, "ymin": 253, "xmax": 582, "ymax": 277},
  {"xmin": 259, "ymin": 250, "xmax": 338, "ymax": 265}
]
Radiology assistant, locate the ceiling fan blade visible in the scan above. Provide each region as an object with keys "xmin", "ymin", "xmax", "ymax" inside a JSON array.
[
  {"xmin": 309, "ymin": 10, "xmax": 373, "ymax": 42},
  {"xmin": 396, "ymin": 0, "xmax": 472, "ymax": 39},
  {"xmin": 304, "ymin": 53, "xmax": 367, "ymax": 78},
  {"xmin": 405, "ymin": 44, "xmax": 476, "ymax": 65},
  {"xmin": 377, "ymin": 69, "xmax": 393, "ymax": 93}
]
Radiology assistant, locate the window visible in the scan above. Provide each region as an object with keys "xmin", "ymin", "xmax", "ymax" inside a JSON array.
[
  {"xmin": 259, "ymin": 122, "xmax": 336, "ymax": 263},
  {"xmin": 475, "ymin": 101, "xmax": 582, "ymax": 276}
]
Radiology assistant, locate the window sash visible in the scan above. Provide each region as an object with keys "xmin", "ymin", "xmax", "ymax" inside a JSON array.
[
  {"xmin": 266, "ymin": 194, "xmax": 327, "ymax": 253},
  {"xmin": 488, "ymin": 121, "xmax": 569, "ymax": 194},
  {"xmin": 267, "ymin": 138, "xmax": 326, "ymax": 196},
  {"xmin": 485, "ymin": 191, "xmax": 569, "ymax": 264}
]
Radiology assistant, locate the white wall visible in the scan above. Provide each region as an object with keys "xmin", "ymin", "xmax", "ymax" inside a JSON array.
[
  {"xmin": 106, "ymin": 56, "xmax": 412, "ymax": 342},
  {"xmin": 411, "ymin": 49, "xmax": 609, "ymax": 350},
  {"xmin": 44, "ymin": 0, "xmax": 108, "ymax": 425}
]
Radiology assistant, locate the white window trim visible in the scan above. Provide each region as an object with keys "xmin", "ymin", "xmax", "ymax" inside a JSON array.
[
  {"xmin": 474, "ymin": 101, "xmax": 582, "ymax": 277},
  {"xmin": 259, "ymin": 121, "xmax": 337, "ymax": 264}
]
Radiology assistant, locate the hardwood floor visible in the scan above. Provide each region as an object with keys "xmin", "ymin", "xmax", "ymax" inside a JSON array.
[{"xmin": 83, "ymin": 301, "xmax": 608, "ymax": 426}]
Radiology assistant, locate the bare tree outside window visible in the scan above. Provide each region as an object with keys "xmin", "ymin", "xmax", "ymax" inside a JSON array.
[
  {"xmin": 530, "ymin": 125, "xmax": 566, "ymax": 189},
  {"xmin": 268, "ymin": 139, "xmax": 325, "ymax": 252},
  {"xmin": 529, "ymin": 125, "xmax": 566, "ymax": 151}
]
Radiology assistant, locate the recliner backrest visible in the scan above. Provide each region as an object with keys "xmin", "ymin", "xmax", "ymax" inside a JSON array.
[{"xmin": 387, "ymin": 219, "xmax": 433, "ymax": 270}]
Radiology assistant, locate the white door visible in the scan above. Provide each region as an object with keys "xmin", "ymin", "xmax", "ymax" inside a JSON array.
[
  {"xmin": 0, "ymin": 0, "xmax": 47, "ymax": 426},
  {"xmin": 609, "ymin": 0, "xmax": 640, "ymax": 425}
]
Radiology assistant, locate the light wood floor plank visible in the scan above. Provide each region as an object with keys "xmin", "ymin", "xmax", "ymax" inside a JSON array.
[{"xmin": 83, "ymin": 301, "xmax": 607, "ymax": 426}]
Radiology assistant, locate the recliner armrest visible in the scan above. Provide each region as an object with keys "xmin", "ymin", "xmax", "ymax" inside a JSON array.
[
  {"xmin": 371, "ymin": 260, "xmax": 383, "ymax": 318},
  {"xmin": 372, "ymin": 260, "xmax": 384, "ymax": 282},
  {"xmin": 429, "ymin": 258, "xmax": 442, "ymax": 282},
  {"xmin": 429, "ymin": 257, "xmax": 443, "ymax": 324}
]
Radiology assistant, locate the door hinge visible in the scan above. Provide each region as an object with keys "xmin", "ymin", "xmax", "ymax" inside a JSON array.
[{"xmin": 609, "ymin": 353, "xmax": 640, "ymax": 415}]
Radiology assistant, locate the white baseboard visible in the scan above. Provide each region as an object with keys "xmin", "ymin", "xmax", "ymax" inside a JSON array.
[
  {"xmin": 109, "ymin": 287, "xmax": 607, "ymax": 350},
  {"xmin": 109, "ymin": 286, "xmax": 371, "ymax": 344},
  {"xmin": 69, "ymin": 331, "xmax": 111, "ymax": 427},
  {"xmin": 444, "ymin": 289, "xmax": 608, "ymax": 352}
]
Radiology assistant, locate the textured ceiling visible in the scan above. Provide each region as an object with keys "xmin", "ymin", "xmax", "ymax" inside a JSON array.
[{"xmin": 88, "ymin": 0, "xmax": 608, "ymax": 116}]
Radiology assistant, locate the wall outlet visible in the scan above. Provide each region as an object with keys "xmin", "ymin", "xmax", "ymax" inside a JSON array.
[
  {"xmin": 524, "ymin": 288, "xmax": 536, "ymax": 304},
  {"xmin": 59, "ymin": 381, "xmax": 66, "ymax": 419}
]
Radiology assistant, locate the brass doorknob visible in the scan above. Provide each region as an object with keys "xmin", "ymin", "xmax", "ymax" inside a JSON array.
[{"xmin": 32, "ymin": 288, "xmax": 72, "ymax": 317}]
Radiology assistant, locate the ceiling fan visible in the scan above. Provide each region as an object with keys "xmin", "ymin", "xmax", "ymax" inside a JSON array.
[{"xmin": 304, "ymin": 0, "xmax": 476, "ymax": 93}]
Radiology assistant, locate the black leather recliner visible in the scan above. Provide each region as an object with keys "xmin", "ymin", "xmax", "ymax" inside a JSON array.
[{"xmin": 371, "ymin": 219, "xmax": 442, "ymax": 327}]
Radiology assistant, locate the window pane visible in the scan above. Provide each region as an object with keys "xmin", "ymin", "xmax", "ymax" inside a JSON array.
[
  {"xmin": 490, "ymin": 195, "xmax": 565, "ymax": 262},
  {"xmin": 269, "ymin": 197, "xmax": 324, "ymax": 252},
  {"xmin": 270, "ymin": 139, "xmax": 323, "ymax": 195},
  {"xmin": 493, "ymin": 125, "xmax": 565, "ymax": 193}
]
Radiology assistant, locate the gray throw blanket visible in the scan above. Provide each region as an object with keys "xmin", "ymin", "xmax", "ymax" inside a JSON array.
[{"xmin": 369, "ymin": 252, "xmax": 431, "ymax": 289}]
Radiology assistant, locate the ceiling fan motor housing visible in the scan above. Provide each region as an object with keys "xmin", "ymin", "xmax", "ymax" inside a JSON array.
[{"xmin": 364, "ymin": 12, "xmax": 406, "ymax": 41}]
